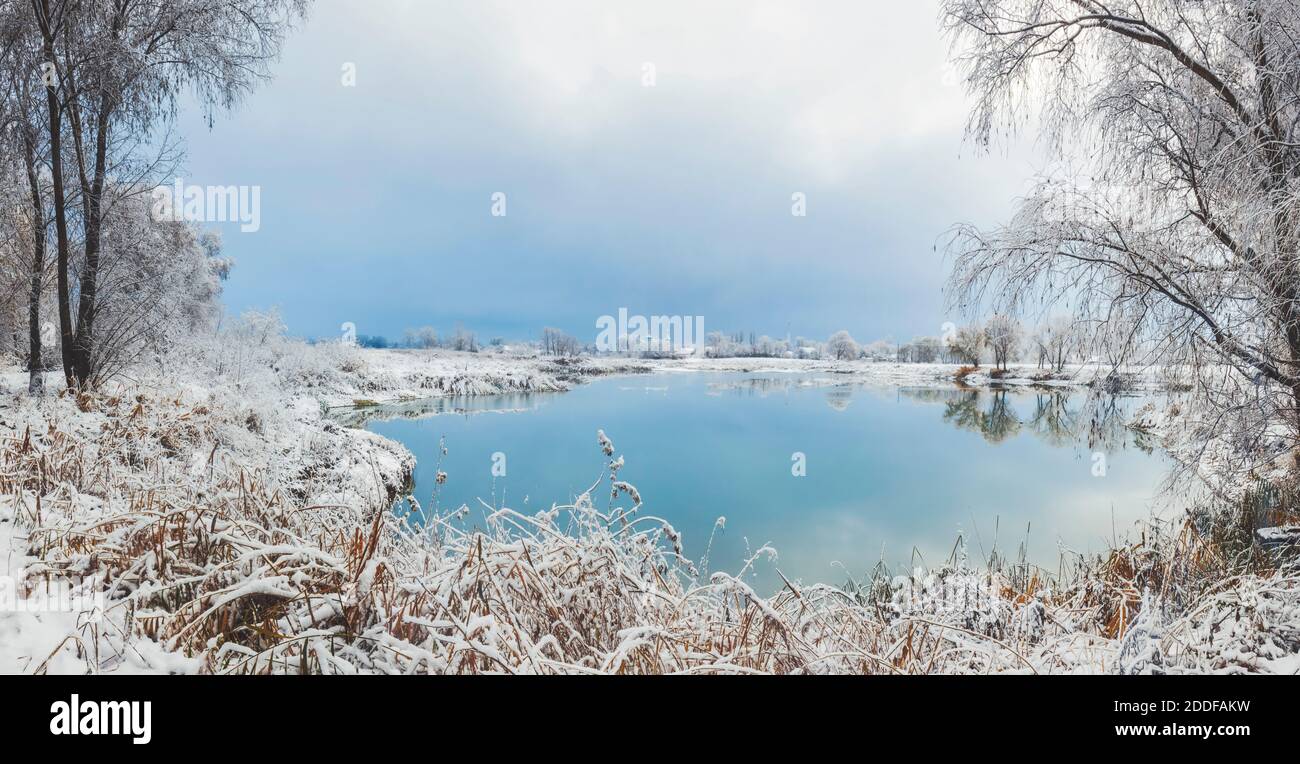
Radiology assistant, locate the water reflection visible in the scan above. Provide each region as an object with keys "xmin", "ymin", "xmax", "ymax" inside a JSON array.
[
  {"xmin": 330, "ymin": 390, "xmax": 558, "ymax": 427},
  {"xmin": 359, "ymin": 372, "xmax": 1172, "ymax": 587},
  {"xmin": 900, "ymin": 387, "xmax": 1153, "ymax": 453},
  {"xmin": 339, "ymin": 377, "xmax": 1157, "ymax": 457},
  {"xmin": 1028, "ymin": 390, "xmax": 1079, "ymax": 447},
  {"xmin": 1084, "ymin": 393, "xmax": 1155, "ymax": 453},
  {"xmin": 824, "ymin": 385, "xmax": 854, "ymax": 411},
  {"xmin": 704, "ymin": 376, "xmax": 842, "ymax": 397},
  {"xmin": 940, "ymin": 389, "xmax": 1021, "ymax": 443}
]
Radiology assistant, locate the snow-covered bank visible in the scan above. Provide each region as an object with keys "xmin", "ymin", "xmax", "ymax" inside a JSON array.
[
  {"xmin": 618, "ymin": 354, "xmax": 1178, "ymax": 393},
  {"xmin": 323, "ymin": 350, "xmax": 1170, "ymax": 405},
  {"xmin": 0, "ymin": 334, "xmax": 1294, "ymax": 674},
  {"xmin": 306, "ymin": 349, "xmax": 652, "ymax": 410}
]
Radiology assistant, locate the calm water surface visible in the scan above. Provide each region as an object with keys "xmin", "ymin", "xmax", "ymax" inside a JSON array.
[{"xmin": 361, "ymin": 372, "xmax": 1172, "ymax": 591}]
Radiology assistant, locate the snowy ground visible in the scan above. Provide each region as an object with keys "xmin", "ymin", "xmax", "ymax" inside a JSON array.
[
  {"xmin": 304, "ymin": 349, "xmax": 653, "ymax": 409},
  {"xmin": 0, "ymin": 336, "xmax": 1295, "ymax": 674}
]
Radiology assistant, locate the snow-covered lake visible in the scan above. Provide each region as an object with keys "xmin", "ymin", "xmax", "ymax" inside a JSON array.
[{"xmin": 363, "ymin": 372, "xmax": 1173, "ymax": 591}]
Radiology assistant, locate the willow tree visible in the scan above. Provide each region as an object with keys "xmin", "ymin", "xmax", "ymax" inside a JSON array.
[{"xmin": 942, "ymin": 0, "xmax": 1300, "ymax": 475}]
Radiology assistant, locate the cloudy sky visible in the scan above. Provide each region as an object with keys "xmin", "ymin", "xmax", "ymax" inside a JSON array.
[{"xmin": 178, "ymin": 0, "xmax": 1037, "ymax": 344}]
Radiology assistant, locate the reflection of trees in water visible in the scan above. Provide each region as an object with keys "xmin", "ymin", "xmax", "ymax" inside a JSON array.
[
  {"xmin": 1081, "ymin": 393, "xmax": 1154, "ymax": 454},
  {"xmin": 329, "ymin": 391, "xmax": 549, "ymax": 427},
  {"xmin": 705, "ymin": 376, "xmax": 859, "ymax": 406},
  {"xmin": 1028, "ymin": 391, "xmax": 1079, "ymax": 447},
  {"xmin": 896, "ymin": 387, "xmax": 971, "ymax": 404},
  {"xmin": 904, "ymin": 386, "xmax": 1149, "ymax": 451},
  {"xmin": 941, "ymin": 390, "xmax": 1021, "ymax": 443},
  {"xmin": 825, "ymin": 385, "xmax": 853, "ymax": 411},
  {"xmin": 705, "ymin": 377, "xmax": 802, "ymax": 397}
]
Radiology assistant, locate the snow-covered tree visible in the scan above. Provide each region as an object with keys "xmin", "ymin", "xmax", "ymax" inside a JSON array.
[
  {"xmin": 942, "ymin": 0, "xmax": 1300, "ymax": 466},
  {"xmin": 900, "ymin": 336, "xmax": 943, "ymax": 363},
  {"xmin": 1032, "ymin": 316, "xmax": 1075, "ymax": 373},
  {"xmin": 863, "ymin": 339, "xmax": 894, "ymax": 361},
  {"xmin": 541, "ymin": 327, "xmax": 578, "ymax": 356},
  {"xmin": 827, "ymin": 330, "xmax": 859, "ymax": 360},
  {"xmin": 0, "ymin": 5, "xmax": 57, "ymax": 392},
  {"xmin": 88, "ymin": 193, "xmax": 231, "ymax": 383},
  {"xmin": 983, "ymin": 315, "xmax": 1021, "ymax": 371},
  {"xmin": 14, "ymin": 0, "xmax": 309, "ymax": 387},
  {"xmin": 449, "ymin": 323, "xmax": 477, "ymax": 352},
  {"xmin": 404, "ymin": 326, "xmax": 439, "ymax": 349},
  {"xmin": 947, "ymin": 324, "xmax": 984, "ymax": 366}
]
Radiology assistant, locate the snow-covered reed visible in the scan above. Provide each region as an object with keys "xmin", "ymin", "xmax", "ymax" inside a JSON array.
[{"xmin": 2, "ymin": 374, "xmax": 1296, "ymax": 674}]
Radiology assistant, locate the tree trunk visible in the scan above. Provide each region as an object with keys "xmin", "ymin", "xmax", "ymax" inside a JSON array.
[
  {"xmin": 36, "ymin": 0, "xmax": 74, "ymax": 390},
  {"xmin": 71, "ymin": 94, "xmax": 110, "ymax": 387},
  {"xmin": 1287, "ymin": 324, "xmax": 1300, "ymax": 470},
  {"xmin": 68, "ymin": 5, "xmax": 126, "ymax": 388},
  {"xmin": 21, "ymin": 125, "xmax": 45, "ymax": 394}
]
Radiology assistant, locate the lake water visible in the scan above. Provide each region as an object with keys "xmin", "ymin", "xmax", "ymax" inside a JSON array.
[{"xmin": 360, "ymin": 372, "xmax": 1173, "ymax": 592}]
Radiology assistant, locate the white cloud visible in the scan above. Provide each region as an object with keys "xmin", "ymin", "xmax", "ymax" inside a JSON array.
[
  {"xmin": 296, "ymin": 0, "xmax": 976, "ymax": 181},
  {"xmin": 184, "ymin": 0, "xmax": 1037, "ymax": 339}
]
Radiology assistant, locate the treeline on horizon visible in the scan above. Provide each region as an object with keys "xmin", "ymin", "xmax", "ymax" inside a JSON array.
[{"xmin": 324, "ymin": 315, "xmax": 1077, "ymax": 370}]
